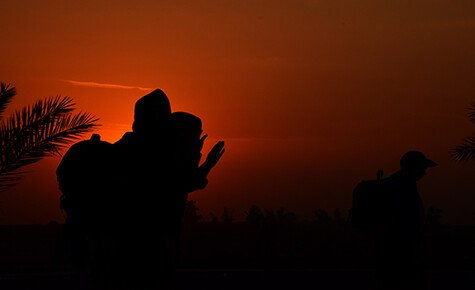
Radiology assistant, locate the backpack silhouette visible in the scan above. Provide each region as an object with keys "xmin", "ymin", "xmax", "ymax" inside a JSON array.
[
  {"xmin": 57, "ymin": 133, "xmax": 113, "ymax": 235},
  {"xmin": 349, "ymin": 170, "xmax": 390, "ymax": 236}
]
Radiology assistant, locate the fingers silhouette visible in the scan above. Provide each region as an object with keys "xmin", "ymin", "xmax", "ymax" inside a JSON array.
[{"xmin": 205, "ymin": 141, "xmax": 225, "ymax": 168}]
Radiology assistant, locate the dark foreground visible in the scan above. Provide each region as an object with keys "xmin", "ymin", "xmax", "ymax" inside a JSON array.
[
  {"xmin": 1, "ymin": 269, "xmax": 475, "ymax": 290},
  {"xmin": 2, "ymin": 222, "xmax": 475, "ymax": 289}
]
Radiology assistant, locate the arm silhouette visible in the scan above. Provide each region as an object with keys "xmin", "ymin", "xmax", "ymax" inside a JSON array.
[
  {"xmin": 200, "ymin": 140, "xmax": 225, "ymax": 177},
  {"xmin": 184, "ymin": 139, "xmax": 225, "ymax": 192}
]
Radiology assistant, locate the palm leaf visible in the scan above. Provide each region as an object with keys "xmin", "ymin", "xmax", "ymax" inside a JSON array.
[
  {"xmin": 0, "ymin": 95, "xmax": 99, "ymax": 190},
  {"xmin": 451, "ymin": 135, "xmax": 475, "ymax": 162},
  {"xmin": 0, "ymin": 83, "xmax": 16, "ymax": 119},
  {"xmin": 469, "ymin": 102, "xmax": 475, "ymax": 123},
  {"xmin": 452, "ymin": 102, "xmax": 475, "ymax": 162}
]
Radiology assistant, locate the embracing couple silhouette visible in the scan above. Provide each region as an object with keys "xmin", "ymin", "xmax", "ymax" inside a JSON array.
[{"xmin": 57, "ymin": 89, "xmax": 224, "ymax": 289}]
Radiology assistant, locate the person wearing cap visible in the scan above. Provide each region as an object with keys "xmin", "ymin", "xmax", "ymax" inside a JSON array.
[{"xmin": 375, "ymin": 151, "xmax": 437, "ymax": 290}]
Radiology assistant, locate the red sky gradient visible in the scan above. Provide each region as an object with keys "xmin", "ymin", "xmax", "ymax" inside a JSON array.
[{"xmin": 1, "ymin": 0, "xmax": 475, "ymax": 224}]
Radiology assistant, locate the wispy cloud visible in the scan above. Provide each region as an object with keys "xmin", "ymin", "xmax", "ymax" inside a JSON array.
[{"xmin": 64, "ymin": 80, "xmax": 153, "ymax": 91}]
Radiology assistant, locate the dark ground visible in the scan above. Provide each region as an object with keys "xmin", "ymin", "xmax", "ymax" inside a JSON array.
[
  {"xmin": 1, "ymin": 222, "xmax": 475, "ymax": 289},
  {"xmin": 1, "ymin": 269, "xmax": 475, "ymax": 290}
]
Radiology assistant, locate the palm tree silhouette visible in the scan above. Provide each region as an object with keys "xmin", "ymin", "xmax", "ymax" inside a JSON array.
[
  {"xmin": 451, "ymin": 102, "xmax": 475, "ymax": 162},
  {"xmin": 0, "ymin": 82, "xmax": 99, "ymax": 190}
]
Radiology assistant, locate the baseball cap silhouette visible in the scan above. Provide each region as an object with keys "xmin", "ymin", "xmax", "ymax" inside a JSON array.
[{"xmin": 400, "ymin": 151, "xmax": 438, "ymax": 170}]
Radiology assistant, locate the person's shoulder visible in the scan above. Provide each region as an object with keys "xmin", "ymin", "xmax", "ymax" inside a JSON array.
[
  {"xmin": 387, "ymin": 171, "xmax": 412, "ymax": 182},
  {"xmin": 386, "ymin": 171, "xmax": 416, "ymax": 192},
  {"xmin": 114, "ymin": 132, "xmax": 135, "ymax": 146},
  {"xmin": 384, "ymin": 171, "xmax": 401, "ymax": 184}
]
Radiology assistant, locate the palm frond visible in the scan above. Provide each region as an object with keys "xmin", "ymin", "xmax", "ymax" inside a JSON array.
[
  {"xmin": 469, "ymin": 102, "xmax": 475, "ymax": 123},
  {"xmin": 0, "ymin": 95, "xmax": 99, "ymax": 190},
  {"xmin": 0, "ymin": 83, "xmax": 16, "ymax": 119},
  {"xmin": 0, "ymin": 172, "xmax": 24, "ymax": 191},
  {"xmin": 451, "ymin": 135, "xmax": 475, "ymax": 162},
  {"xmin": 0, "ymin": 96, "xmax": 76, "ymax": 146}
]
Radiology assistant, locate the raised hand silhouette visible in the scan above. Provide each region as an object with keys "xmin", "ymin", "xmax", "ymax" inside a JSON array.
[{"xmin": 201, "ymin": 141, "xmax": 225, "ymax": 176}]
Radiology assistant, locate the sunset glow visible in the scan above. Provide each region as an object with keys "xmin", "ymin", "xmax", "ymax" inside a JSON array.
[{"xmin": 1, "ymin": 0, "xmax": 475, "ymax": 224}]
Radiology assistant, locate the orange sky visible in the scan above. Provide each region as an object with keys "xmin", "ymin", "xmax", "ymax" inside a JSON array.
[{"xmin": 1, "ymin": 0, "xmax": 475, "ymax": 224}]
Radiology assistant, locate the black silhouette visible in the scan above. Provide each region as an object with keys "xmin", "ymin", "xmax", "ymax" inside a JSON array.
[
  {"xmin": 5, "ymin": 208, "xmax": 475, "ymax": 289},
  {"xmin": 0, "ymin": 82, "xmax": 98, "ymax": 191},
  {"xmin": 56, "ymin": 134, "xmax": 113, "ymax": 278},
  {"xmin": 350, "ymin": 170, "xmax": 389, "ymax": 236},
  {"xmin": 56, "ymin": 89, "xmax": 224, "ymax": 289},
  {"xmin": 363, "ymin": 151, "xmax": 437, "ymax": 289},
  {"xmin": 451, "ymin": 102, "xmax": 475, "ymax": 161},
  {"xmin": 164, "ymin": 111, "xmax": 221, "ymax": 245}
]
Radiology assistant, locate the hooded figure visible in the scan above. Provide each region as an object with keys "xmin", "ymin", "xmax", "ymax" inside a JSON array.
[
  {"xmin": 113, "ymin": 89, "xmax": 173, "ymax": 227},
  {"xmin": 132, "ymin": 89, "xmax": 171, "ymax": 137},
  {"xmin": 104, "ymin": 89, "xmax": 175, "ymax": 290},
  {"xmin": 102, "ymin": 89, "xmax": 224, "ymax": 289}
]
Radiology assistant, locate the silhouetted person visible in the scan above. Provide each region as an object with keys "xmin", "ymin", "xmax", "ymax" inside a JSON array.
[
  {"xmin": 104, "ymin": 90, "xmax": 224, "ymax": 289},
  {"xmin": 57, "ymin": 133, "xmax": 114, "ymax": 285},
  {"xmin": 95, "ymin": 89, "xmax": 172, "ymax": 289},
  {"xmin": 57, "ymin": 89, "xmax": 224, "ymax": 289},
  {"xmin": 375, "ymin": 151, "xmax": 437, "ymax": 290},
  {"xmin": 164, "ymin": 112, "xmax": 224, "ymax": 253}
]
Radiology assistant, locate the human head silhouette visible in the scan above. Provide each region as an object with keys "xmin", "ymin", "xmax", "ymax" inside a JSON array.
[
  {"xmin": 400, "ymin": 151, "xmax": 437, "ymax": 181},
  {"xmin": 167, "ymin": 112, "xmax": 203, "ymax": 151},
  {"xmin": 132, "ymin": 89, "xmax": 171, "ymax": 136}
]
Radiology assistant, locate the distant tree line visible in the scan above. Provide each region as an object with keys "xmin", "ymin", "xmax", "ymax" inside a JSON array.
[{"xmin": 183, "ymin": 200, "xmax": 444, "ymax": 227}]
